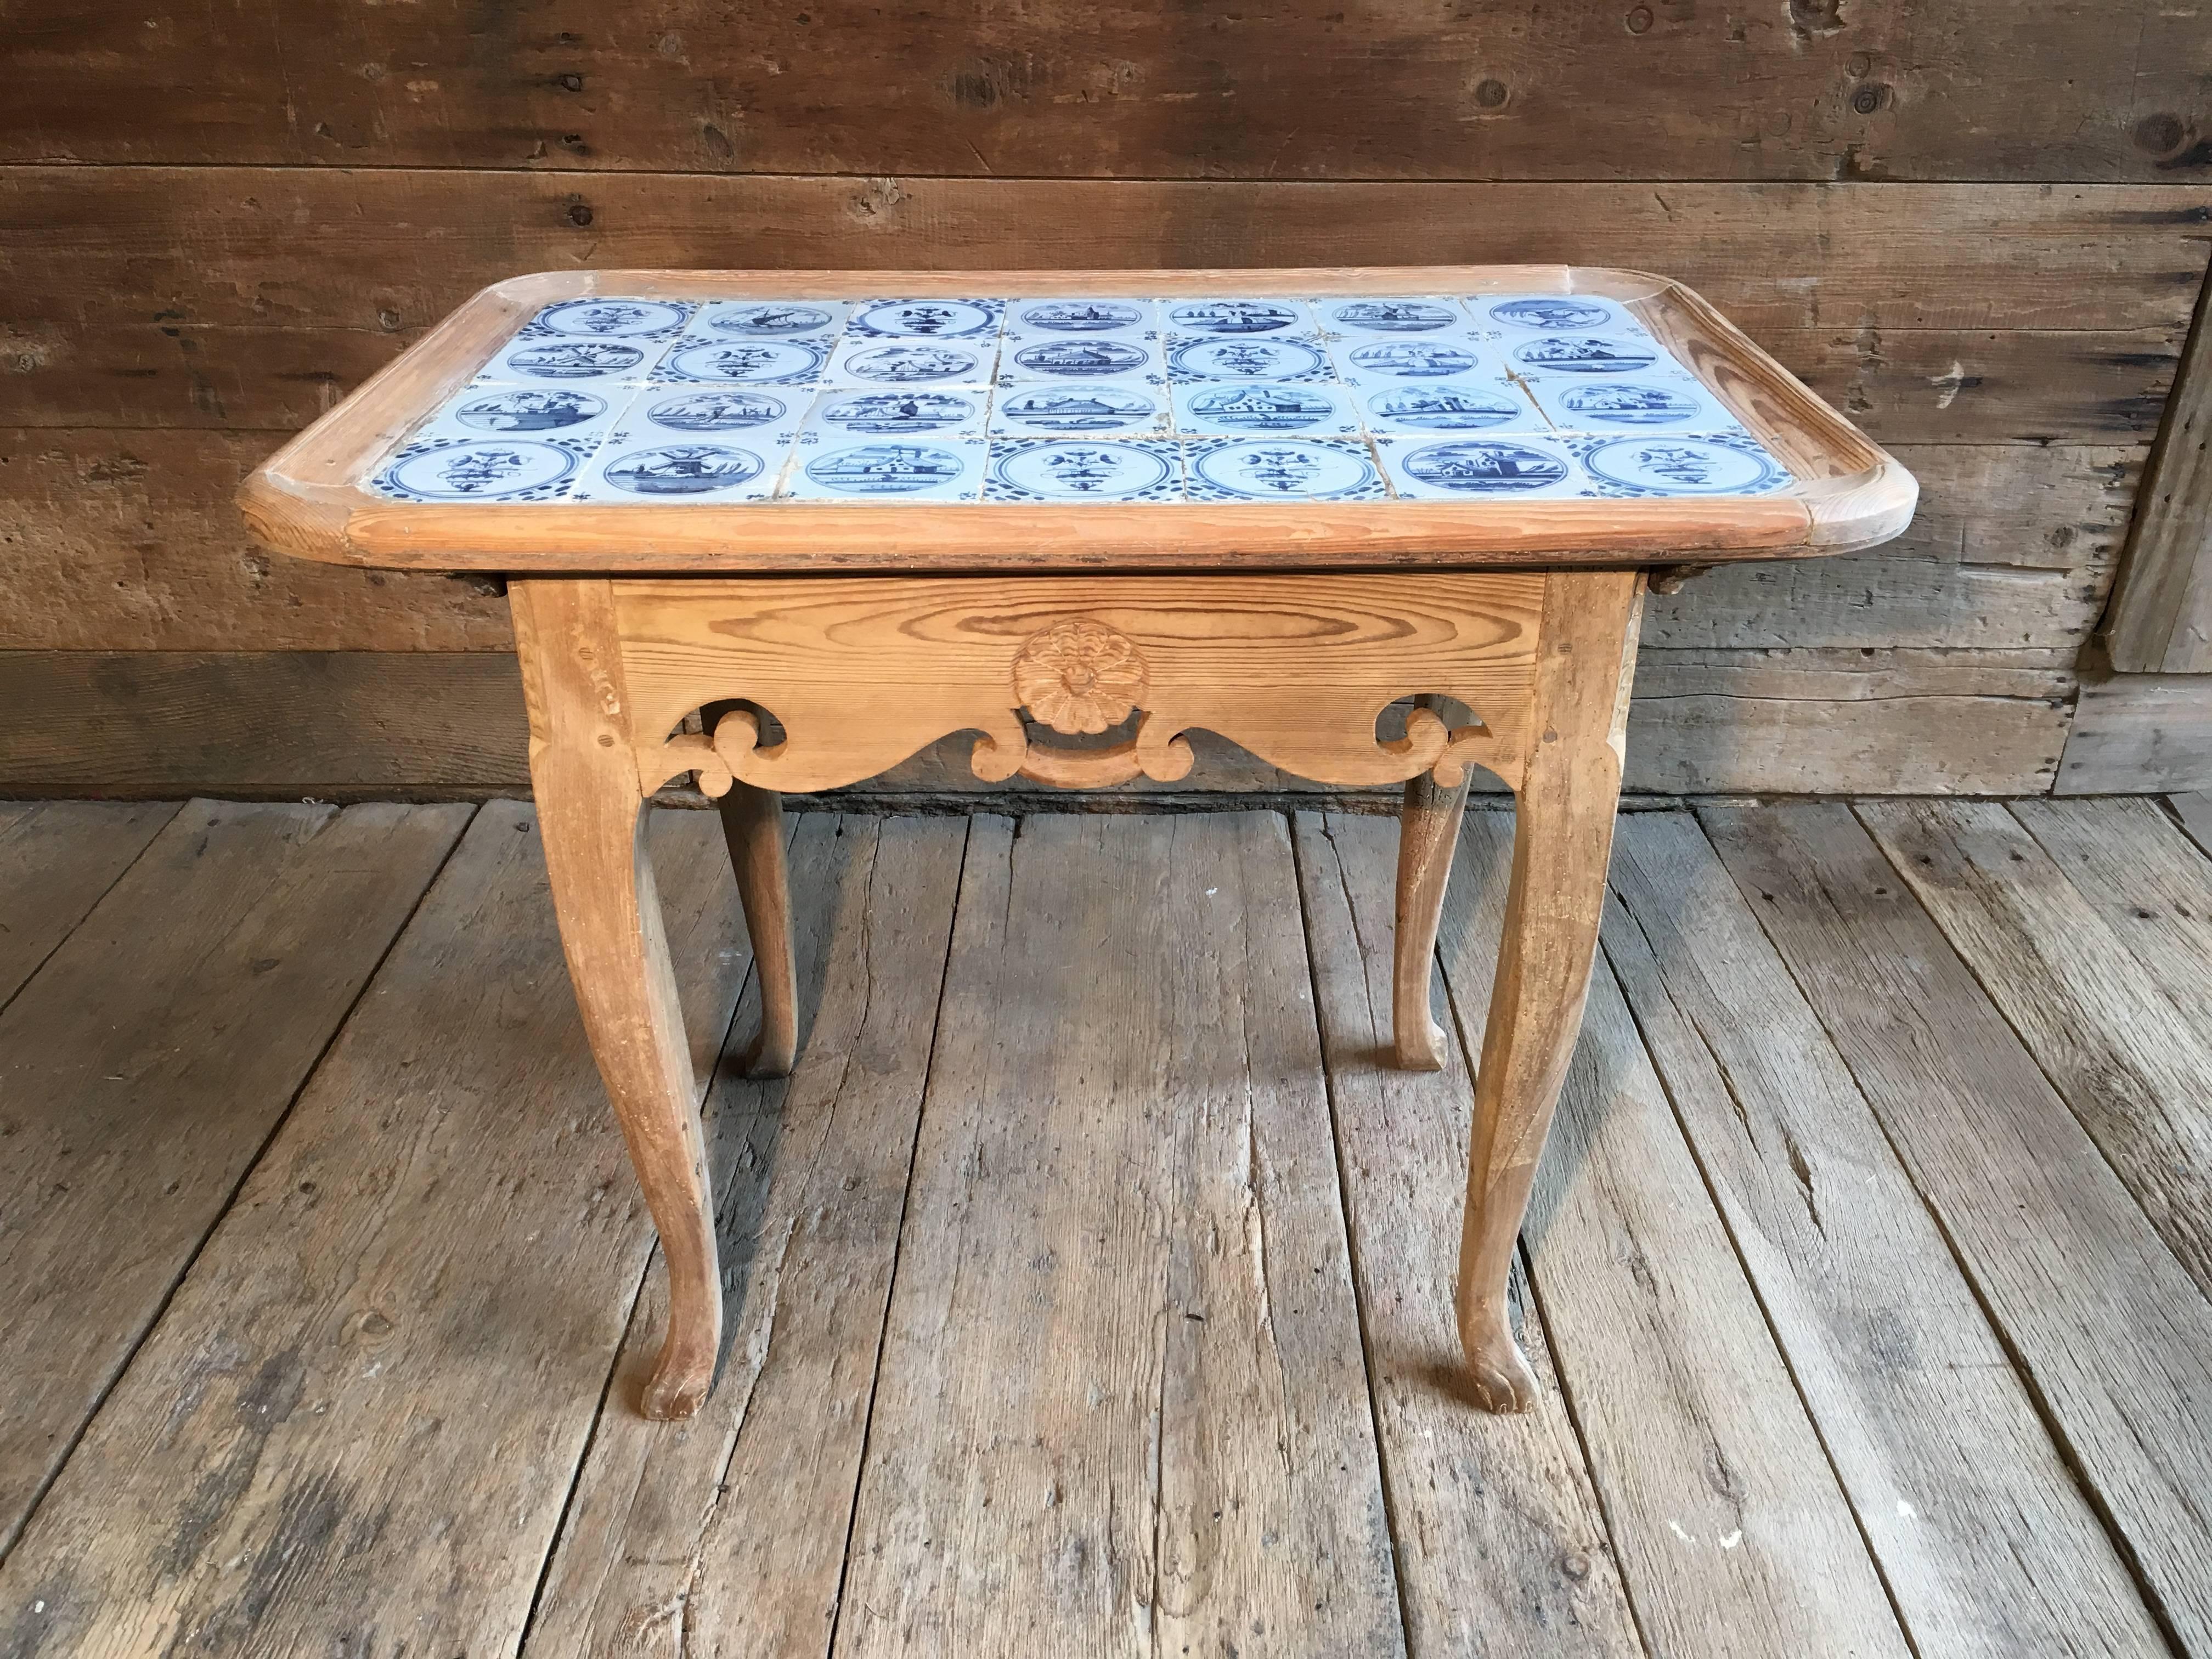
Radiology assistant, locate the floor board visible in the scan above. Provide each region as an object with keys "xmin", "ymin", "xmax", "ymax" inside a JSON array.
[{"xmin": 0, "ymin": 800, "xmax": 177, "ymax": 1007}]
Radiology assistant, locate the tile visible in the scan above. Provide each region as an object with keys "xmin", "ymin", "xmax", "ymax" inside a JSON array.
[
  {"xmin": 520, "ymin": 296, "xmax": 695, "ymax": 342},
  {"xmin": 416, "ymin": 384, "xmax": 626, "ymax": 448},
  {"xmin": 370, "ymin": 433, "xmax": 599, "ymax": 503},
  {"xmin": 1333, "ymin": 335, "xmax": 1496, "ymax": 385},
  {"xmin": 1502, "ymin": 332, "xmax": 1670, "ymax": 377},
  {"xmin": 983, "ymin": 437, "xmax": 1185, "ymax": 503},
  {"xmin": 1355, "ymin": 377, "xmax": 1550, "ymax": 436},
  {"xmin": 653, "ymin": 336, "xmax": 833, "ymax": 386},
  {"xmin": 780, "ymin": 436, "xmax": 989, "ymax": 502},
  {"xmin": 1311, "ymin": 296, "xmax": 1466, "ymax": 338},
  {"xmin": 608, "ymin": 384, "xmax": 808, "ymax": 441},
  {"xmin": 1170, "ymin": 379, "xmax": 1361, "ymax": 437},
  {"xmin": 567, "ymin": 437, "xmax": 785, "ymax": 503},
  {"xmin": 1165, "ymin": 334, "xmax": 1334, "ymax": 384},
  {"xmin": 471, "ymin": 334, "xmax": 664, "ymax": 387},
  {"xmin": 1160, "ymin": 297, "xmax": 1315, "ymax": 336},
  {"xmin": 843, "ymin": 297, "xmax": 1004, "ymax": 340},
  {"xmin": 1371, "ymin": 435, "xmax": 1592, "ymax": 501},
  {"xmin": 990, "ymin": 381, "xmax": 1171, "ymax": 437},
  {"xmin": 825, "ymin": 335, "xmax": 999, "ymax": 388},
  {"xmin": 682, "ymin": 299, "xmax": 850, "ymax": 341},
  {"xmin": 803, "ymin": 386, "xmax": 991, "ymax": 440},
  {"xmin": 1568, "ymin": 431, "xmax": 1795, "ymax": 497},
  {"xmin": 1476, "ymin": 294, "xmax": 1647, "ymax": 336},
  {"xmin": 997, "ymin": 334, "xmax": 1164, "ymax": 385},
  {"xmin": 1183, "ymin": 436, "xmax": 1389, "ymax": 502},
  {"xmin": 1001, "ymin": 297, "xmax": 1158, "ymax": 341},
  {"xmin": 1521, "ymin": 373, "xmax": 1748, "ymax": 436}
]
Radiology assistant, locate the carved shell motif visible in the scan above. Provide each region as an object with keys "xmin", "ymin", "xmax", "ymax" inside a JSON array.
[{"xmin": 1011, "ymin": 619, "xmax": 1149, "ymax": 736}]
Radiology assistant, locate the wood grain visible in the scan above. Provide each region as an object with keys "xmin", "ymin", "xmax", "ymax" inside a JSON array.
[
  {"xmin": 0, "ymin": 800, "xmax": 469, "ymax": 1556},
  {"xmin": 2171, "ymin": 791, "xmax": 2212, "ymax": 857},
  {"xmin": 1699, "ymin": 802, "xmax": 2212, "ymax": 1654},
  {"xmin": 0, "ymin": 802, "xmax": 753, "ymax": 1649},
  {"xmin": 838, "ymin": 813, "xmax": 1403, "ymax": 1657},
  {"xmin": 1606, "ymin": 812, "xmax": 2169, "ymax": 1657},
  {"xmin": 2104, "ymin": 267, "xmax": 2212, "ymax": 674},
  {"xmin": 0, "ymin": 801, "xmax": 175, "ymax": 1003},
  {"xmin": 2055, "ymin": 669, "xmax": 2212, "ymax": 793}
]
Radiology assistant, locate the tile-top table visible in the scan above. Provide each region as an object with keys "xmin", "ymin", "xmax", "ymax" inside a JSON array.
[{"xmin": 241, "ymin": 267, "xmax": 1915, "ymax": 1421}]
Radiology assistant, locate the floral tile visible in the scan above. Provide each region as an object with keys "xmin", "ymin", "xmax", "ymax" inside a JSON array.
[
  {"xmin": 1568, "ymin": 431, "xmax": 1795, "ymax": 496},
  {"xmin": 825, "ymin": 335, "xmax": 999, "ymax": 388},
  {"xmin": 652, "ymin": 336, "xmax": 833, "ymax": 386},
  {"xmin": 1520, "ymin": 373, "xmax": 1748, "ymax": 436},
  {"xmin": 1503, "ymin": 332, "xmax": 1667, "ymax": 377},
  {"xmin": 982, "ymin": 437, "xmax": 1185, "ymax": 503},
  {"xmin": 1165, "ymin": 334, "xmax": 1334, "ymax": 384},
  {"xmin": 780, "ymin": 436, "xmax": 989, "ymax": 502},
  {"xmin": 990, "ymin": 381, "xmax": 1171, "ymax": 437},
  {"xmin": 1355, "ymin": 378, "xmax": 1550, "ymax": 436},
  {"xmin": 1371, "ymin": 435, "xmax": 1593, "ymax": 501},
  {"xmin": 471, "ymin": 333, "xmax": 665, "ymax": 387},
  {"xmin": 1171, "ymin": 379, "xmax": 1361, "ymax": 437},
  {"xmin": 680, "ymin": 299, "xmax": 850, "ymax": 342},
  {"xmin": 518, "ymin": 297, "xmax": 695, "ymax": 342},
  {"xmin": 1332, "ymin": 335, "xmax": 1496, "ymax": 386},
  {"xmin": 1161, "ymin": 297, "xmax": 1316, "ymax": 337},
  {"xmin": 1311, "ymin": 296, "xmax": 1467, "ymax": 338},
  {"xmin": 1001, "ymin": 297, "xmax": 1159, "ymax": 341},
  {"xmin": 567, "ymin": 437, "xmax": 787, "ymax": 503},
  {"xmin": 843, "ymin": 297, "xmax": 1005, "ymax": 340},
  {"xmin": 1475, "ymin": 294, "xmax": 1648, "ymax": 337},
  {"xmin": 371, "ymin": 433, "xmax": 601, "ymax": 503},
  {"xmin": 997, "ymin": 334, "xmax": 1164, "ymax": 385},
  {"xmin": 1182, "ymin": 436, "xmax": 1389, "ymax": 502}
]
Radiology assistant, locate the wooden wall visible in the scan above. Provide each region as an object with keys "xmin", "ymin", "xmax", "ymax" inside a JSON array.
[{"xmin": 5, "ymin": 2, "xmax": 2210, "ymax": 797}]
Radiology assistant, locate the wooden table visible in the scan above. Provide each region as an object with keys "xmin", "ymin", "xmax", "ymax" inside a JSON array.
[{"xmin": 241, "ymin": 266, "xmax": 1914, "ymax": 1423}]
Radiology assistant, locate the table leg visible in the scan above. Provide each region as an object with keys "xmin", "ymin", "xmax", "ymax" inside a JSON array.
[
  {"xmin": 1456, "ymin": 571, "xmax": 1641, "ymax": 1411},
  {"xmin": 514, "ymin": 578, "xmax": 721, "ymax": 1420},
  {"xmin": 712, "ymin": 776, "xmax": 799, "ymax": 1078},
  {"xmin": 1395, "ymin": 697, "xmax": 1471, "ymax": 1071}
]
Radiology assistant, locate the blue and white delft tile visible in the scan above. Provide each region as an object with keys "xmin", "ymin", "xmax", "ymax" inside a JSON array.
[
  {"xmin": 519, "ymin": 297, "xmax": 695, "ymax": 342},
  {"xmin": 471, "ymin": 334, "xmax": 662, "ymax": 387},
  {"xmin": 607, "ymin": 385, "xmax": 805, "ymax": 443},
  {"xmin": 1356, "ymin": 379, "xmax": 1549, "ymax": 436},
  {"xmin": 1311, "ymin": 296, "xmax": 1466, "ymax": 338},
  {"xmin": 1160, "ymin": 297, "xmax": 1315, "ymax": 337},
  {"xmin": 1332, "ymin": 336, "xmax": 1496, "ymax": 386},
  {"xmin": 780, "ymin": 436, "xmax": 989, "ymax": 502},
  {"xmin": 681, "ymin": 300, "xmax": 850, "ymax": 343},
  {"xmin": 1520, "ymin": 373, "xmax": 1747, "ymax": 436},
  {"xmin": 1171, "ymin": 379, "xmax": 1361, "ymax": 437},
  {"xmin": 1504, "ymin": 333, "xmax": 1666, "ymax": 376},
  {"xmin": 825, "ymin": 335, "xmax": 998, "ymax": 388},
  {"xmin": 1182, "ymin": 437, "xmax": 1390, "ymax": 502},
  {"xmin": 996, "ymin": 334, "xmax": 1163, "ymax": 386},
  {"xmin": 653, "ymin": 337, "xmax": 832, "ymax": 386},
  {"xmin": 989, "ymin": 381, "xmax": 1171, "ymax": 438},
  {"xmin": 1370, "ymin": 436, "xmax": 1593, "ymax": 501},
  {"xmin": 1000, "ymin": 297, "xmax": 1158, "ymax": 342},
  {"xmin": 843, "ymin": 297, "xmax": 1004, "ymax": 340},
  {"xmin": 371, "ymin": 433, "xmax": 599, "ymax": 503},
  {"xmin": 983, "ymin": 438, "xmax": 1185, "ymax": 504},
  {"xmin": 800, "ymin": 386, "xmax": 991, "ymax": 441},
  {"xmin": 1476, "ymin": 294, "xmax": 1648, "ymax": 337},
  {"xmin": 1568, "ymin": 431, "xmax": 1795, "ymax": 497},
  {"xmin": 567, "ymin": 438, "xmax": 785, "ymax": 503},
  {"xmin": 1165, "ymin": 334, "xmax": 1334, "ymax": 384},
  {"xmin": 414, "ymin": 385, "xmax": 625, "ymax": 449}
]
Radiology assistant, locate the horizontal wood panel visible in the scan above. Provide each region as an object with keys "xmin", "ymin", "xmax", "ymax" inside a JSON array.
[
  {"xmin": 8, "ymin": 4, "xmax": 2210, "ymax": 181},
  {"xmin": 2055, "ymin": 671, "xmax": 2212, "ymax": 792},
  {"xmin": 0, "ymin": 648, "xmax": 2074, "ymax": 798}
]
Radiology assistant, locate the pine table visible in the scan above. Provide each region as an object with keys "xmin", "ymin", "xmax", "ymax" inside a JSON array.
[{"xmin": 241, "ymin": 267, "xmax": 1916, "ymax": 1421}]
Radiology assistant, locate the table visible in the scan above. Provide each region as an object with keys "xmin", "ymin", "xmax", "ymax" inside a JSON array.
[{"xmin": 240, "ymin": 267, "xmax": 1915, "ymax": 1422}]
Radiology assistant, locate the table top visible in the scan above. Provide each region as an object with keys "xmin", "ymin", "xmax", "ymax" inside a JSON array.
[{"xmin": 239, "ymin": 267, "xmax": 1915, "ymax": 575}]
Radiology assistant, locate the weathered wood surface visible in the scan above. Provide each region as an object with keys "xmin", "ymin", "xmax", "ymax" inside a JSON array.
[
  {"xmin": 2104, "ymin": 267, "xmax": 2212, "ymax": 674},
  {"xmin": 1436, "ymin": 811, "xmax": 1909, "ymax": 1656},
  {"xmin": 0, "ymin": 800, "xmax": 174, "ymax": 1002},
  {"xmin": 528, "ymin": 813, "xmax": 966, "ymax": 1657},
  {"xmin": 838, "ymin": 813, "xmax": 1404, "ymax": 1657},
  {"xmin": 2175, "ymin": 791, "xmax": 2212, "ymax": 855},
  {"xmin": 0, "ymin": 802, "xmax": 753, "ymax": 1649},
  {"xmin": 0, "ymin": 800, "xmax": 469, "ymax": 1556},
  {"xmin": 1605, "ymin": 812, "xmax": 2169, "ymax": 1657},
  {"xmin": 2056, "ymin": 670, "xmax": 2212, "ymax": 793},
  {"xmin": 1859, "ymin": 800, "xmax": 2212, "ymax": 1296},
  {"xmin": 1700, "ymin": 802, "xmax": 2212, "ymax": 1654},
  {"xmin": 1292, "ymin": 811, "xmax": 1643, "ymax": 1656}
]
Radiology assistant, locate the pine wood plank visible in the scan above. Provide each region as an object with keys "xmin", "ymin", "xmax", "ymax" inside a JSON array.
[
  {"xmin": 1605, "ymin": 812, "xmax": 2168, "ymax": 1657},
  {"xmin": 2175, "ymin": 792, "xmax": 2212, "ymax": 856},
  {"xmin": 0, "ymin": 800, "xmax": 176, "ymax": 1004},
  {"xmin": 1290, "ymin": 811, "xmax": 1643, "ymax": 1656},
  {"xmin": 1699, "ymin": 801, "xmax": 2212, "ymax": 1655},
  {"xmin": 0, "ymin": 799, "xmax": 470, "ymax": 1558},
  {"xmin": 1858, "ymin": 800, "xmax": 2212, "ymax": 1297},
  {"xmin": 2055, "ymin": 671, "xmax": 2212, "ymax": 794},
  {"xmin": 837, "ymin": 814, "xmax": 1403, "ymax": 1658},
  {"xmin": 1432, "ymin": 810, "xmax": 1908, "ymax": 1658},
  {"xmin": 527, "ymin": 812, "xmax": 966, "ymax": 1657},
  {"xmin": 0, "ymin": 802, "xmax": 754, "ymax": 1650}
]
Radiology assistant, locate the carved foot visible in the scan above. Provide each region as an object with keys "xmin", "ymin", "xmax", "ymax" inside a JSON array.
[
  {"xmin": 737, "ymin": 1022, "xmax": 796, "ymax": 1080},
  {"xmin": 1458, "ymin": 1308, "xmax": 1540, "ymax": 1414},
  {"xmin": 640, "ymin": 1334, "xmax": 717, "ymax": 1421},
  {"xmin": 1395, "ymin": 1014, "xmax": 1449, "ymax": 1073}
]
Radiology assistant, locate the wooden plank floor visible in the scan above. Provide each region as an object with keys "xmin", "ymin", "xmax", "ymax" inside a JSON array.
[{"xmin": 1, "ymin": 797, "xmax": 2208, "ymax": 1657}]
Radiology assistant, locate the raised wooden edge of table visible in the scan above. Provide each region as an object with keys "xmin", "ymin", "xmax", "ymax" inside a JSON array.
[{"xmin": 236, "ymin": 265, "xmax": 1916, "ymax": 575}]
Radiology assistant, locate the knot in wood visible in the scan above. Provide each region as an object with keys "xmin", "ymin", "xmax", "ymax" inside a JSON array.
[{"xmin": 1011, "ymin": 619, "xmax": 1148, "ymax": 736}]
